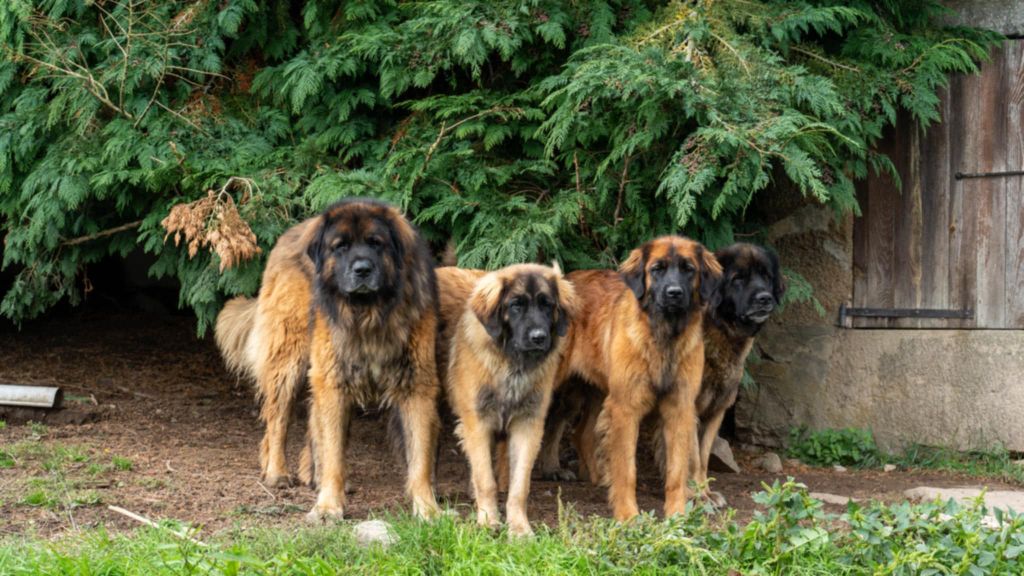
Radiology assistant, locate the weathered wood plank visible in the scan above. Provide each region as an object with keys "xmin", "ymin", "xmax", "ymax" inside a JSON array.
[
  {"xmin": 966, "ymin": 46, "xmax": 1008, "ymax": 328},
  {"xmin": 855, "ymin": 122, "xmax": 900, "ymax": 327},
  {"xmin": 918, "ymin": 85, "xmax": 952, "ymax": 319},
  {"xmin": 1004, "ymin": 41, "xmax": 1024, "ymax": 327},
  {"xmin": 949, "ymin": 65, "xmax": 978, "ymax": 328}
]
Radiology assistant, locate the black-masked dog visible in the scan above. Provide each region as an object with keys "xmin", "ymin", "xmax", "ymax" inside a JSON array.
[
  {"xmin": 692, "ymin": 243, "xmax": 784, "ymax": 505},
  {"xmin": 214, "ymin": 198, "xmax": 442, "ymax": 522},
  {"xmin": 442, "ymin": 264, "xmax": 578, "ymax": 536}
]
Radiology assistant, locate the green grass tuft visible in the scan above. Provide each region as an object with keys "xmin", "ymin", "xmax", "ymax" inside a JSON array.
[{"xmin": 2, "ymin": 480, "xmax": 1023, "ymax": 575}]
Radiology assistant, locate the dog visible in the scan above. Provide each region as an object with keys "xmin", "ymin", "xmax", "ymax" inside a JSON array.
[
  {"xmin": 554, "ymin": 236, "xmax": 721, "ymax": 520},
  {"xmin": 691, "ymin": 243, "xmax": 784, "ymax": 505},
  {"xmin": 214, "ymin": 198, "xmax": 442, "ymax": 521},
  {"xmin": 441, "ymin": 264, "xmax": 578, "ymax": 536}
]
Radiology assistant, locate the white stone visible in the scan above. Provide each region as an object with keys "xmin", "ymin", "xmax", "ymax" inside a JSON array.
[
  {"xmin": 904, "ymin": 486, "xmax": 1024, "ymax": 514},
  {"xmin": 883, "ymin": 464, "xmax": 897, "ymax": 472},
  {"xmin": 757, "ymin": 452, "xmax": 783, "ymax": 474},
  {"xmin": 810, "ymin": 492, "xmax": 855, "ymax": 506},
  {"xmin": 354, "ymin": 520, "xmax": 398, "ymax": 547},
  {"xmin": 833, "ymin": 464, "xmax": 847, "ymax": 472}
]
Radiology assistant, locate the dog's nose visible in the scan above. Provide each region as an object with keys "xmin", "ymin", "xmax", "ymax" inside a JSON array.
[
  {"xmin": 754, "ymin": 292, "xmax": 774, "ymax": 307},
  {"xmin": 665, "ymin": 285, "xmax": 685, "ymax": 299},
  {"xmin": 528, "ymin": 329, "xmax": 549, "ymax": 346},
  {"xmin": 352, "ymin": 259, "xmax": 373, "ymax": 278}
]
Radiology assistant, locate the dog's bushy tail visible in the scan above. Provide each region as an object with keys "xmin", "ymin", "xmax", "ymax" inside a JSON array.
[{"xmin": 215, "ymin": 296, "xmax": 258, "ymax": 379}]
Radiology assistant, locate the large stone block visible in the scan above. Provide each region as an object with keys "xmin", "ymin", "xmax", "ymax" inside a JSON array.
[{"xmin": 736, "ymin": 326, "xmax": 1024, "ymax": 452}]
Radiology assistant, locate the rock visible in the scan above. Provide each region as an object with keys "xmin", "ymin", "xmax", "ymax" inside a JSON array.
[
  {"xmin": 883, "ymin": 464, "xmax": 897, "ymax": 472},
  {"xmin": 904, "ymin": 486, "xmax": 1024, "ymax": 514},
  {"xmin": 353, "ymin": 520, "xmax": 398, "ymax": 548},
  {"xmin": 810, "ymin": 492, "xmax": 855, "ymax": 506},
  {"xmin": 833, "ymin": 464, "xmax": 847, "ymax": 472},
  {"xmin": 1014, "ymin": 459, "xmax": 1024, "ymax": 467},
  {"xmin": 708, "ymin": 436, "xmax": 741, "ymax": 473},
  {"xmin": 756, "ymin": 452, "xmax": 783, "ymax": 474}
]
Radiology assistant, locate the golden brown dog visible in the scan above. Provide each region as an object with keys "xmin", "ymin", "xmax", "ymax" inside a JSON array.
[
  {"xmin": 215, "ymin": 198, "xmax": 441, "ymax": 521},
  {"xmin": 441, "ymin": 264, "xmax": 578, "ymax": 536},
  {"xmin": 556, "ymin": 236, "xmax": 720, "ymax": 520}
]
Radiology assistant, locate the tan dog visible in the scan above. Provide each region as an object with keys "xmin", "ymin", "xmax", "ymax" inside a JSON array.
[
  {"xmin": 215, "ymin": 198, "xmax": 442, "ymax": 521},
  {"xmin": 558, "ymin": 236, "xmax": 721, "ymax": 520},
  {"xmin": 443, "ymin": 264, "xmax": 578, "ymax": 536}
]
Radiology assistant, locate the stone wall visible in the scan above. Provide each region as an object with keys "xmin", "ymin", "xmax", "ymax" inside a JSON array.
[{"xmin": 736, "ymin": 326, "xmax": 1024, "ymax": 452}]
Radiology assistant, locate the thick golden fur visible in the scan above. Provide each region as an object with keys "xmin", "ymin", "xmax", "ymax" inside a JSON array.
[
  {"xmin": 214, "ymin": 198, "xmax": 442, "ymax": 522},
  {"xmin": 558, "ymin": 236, "xmax": 721, "ymax": 520},
  {"xmin": 443, "ymin": 264, "xmax": 578, "ymax": 536}
]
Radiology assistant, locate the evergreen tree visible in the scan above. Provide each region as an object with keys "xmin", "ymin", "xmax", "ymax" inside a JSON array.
[{"xmin": 0, "ymin": 0, "xmax": 1000, "ymax": 332}]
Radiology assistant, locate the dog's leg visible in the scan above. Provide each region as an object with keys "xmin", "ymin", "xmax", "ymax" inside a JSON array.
[
  {"xmin": 506, "ymin": 403, "xmax": 549, "ymax": 537},
  {"xmin": 572, "ymin": 391, "xmax": 602, "ymax": 485},
  {"xmin": 538, "ymin": 386, "xmax": 583, "ymax": 481},
  {"xmin": 458, "ymin": 412, "xmax": 501, "ymax": 529},
  {"xmin": 258, "ymin": 363, "xmax": 303, "ymax": 488},
  {"xmin": 396, "ymin": 389, "xmax": 442, "ymax": 520},
  {"xmin": 659, "ymin": 387, "xmax": 698, "ymax": 518},
  {"xmin": 597, "ymin": 391, "xmax": 646, "ymax": 521},
  {"xmin": 695, "ymin": 408, "xmax": 728, "ymax": 507},
  {"xmin": 306, "ymin": 379, "xmax": 349, "ymax": 522}
]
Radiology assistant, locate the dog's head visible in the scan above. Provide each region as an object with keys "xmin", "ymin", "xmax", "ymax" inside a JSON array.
[
  {"xmin": 710, "ymin": 243, "xmax": 785, "ymax": 330},
  {"xmin": 468, "ymin": 263, "xmax": 579, "ymax": 368},
  {"xmin": 306, "ymin": 198, "xmax": 419, "ymax": 306},
  {"xmin": 619, "ymin": 235, "xmax": 721, "ymax": 318}
]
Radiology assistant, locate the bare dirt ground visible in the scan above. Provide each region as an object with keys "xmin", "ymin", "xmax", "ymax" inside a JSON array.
[{"xmin": 1, "ymin": 308, "xmax": 1017, "ymax": 538}]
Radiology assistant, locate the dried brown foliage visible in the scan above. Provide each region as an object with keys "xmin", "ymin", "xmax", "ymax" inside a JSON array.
[{"xmin": 161, "ymin": 184, "xmax": 261, "ymax": 271}]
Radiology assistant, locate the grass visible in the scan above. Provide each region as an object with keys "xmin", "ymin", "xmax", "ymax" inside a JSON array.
[
  {"xmin": 0, "ymin": 433, "xmax": 135, "ymax": 512},
  {"xmin": 895, "ymin": 445, "xmax": 1024, "ymax": 485},
  {"xmin": 1, "ymin": 480, "xmax": 1022, "ymax": 575},
  {"xmin": 788, "ymin": 427, "xmax": 1024, "ymax": 485}
]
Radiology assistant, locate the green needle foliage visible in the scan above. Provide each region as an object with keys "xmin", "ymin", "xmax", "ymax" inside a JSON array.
[{"xmin": 0, "ymin": 1, "xmax": 1000, "ymax": 332}]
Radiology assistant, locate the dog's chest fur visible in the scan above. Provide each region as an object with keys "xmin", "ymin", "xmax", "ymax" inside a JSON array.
[
  {"xmin": 329, "ymin": 306, "xmax": 421, "ymax": 407},
  {"xmin": 696, "ymin": 323, "xmax": 753, "ymax": 418},
  {"xmin": 476, "ymin": 369, "xmax": 543, "ymax": 432}
]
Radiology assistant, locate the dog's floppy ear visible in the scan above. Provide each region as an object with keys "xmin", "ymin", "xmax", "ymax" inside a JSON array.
[
  {"xmin": 768, "ymin": 248, "xmax": 787, "ymax": 303},
  {"xmin": 306, "ymin": 214, "xmax": 329, "ymax": 274},
  {"xmin": 552, "ymin": 272, "xmax": 580, "ymax": 337},
  {"xmin": 698, "ymin": 245, "xmax": 723, "ymax": 306},
  {"xmin": 619, "ymin": 247, "xmax": 647, "ymax": 301},
  {"xmin": 469, "ymin": 273, "xmax": 505, "ymax": 341}
]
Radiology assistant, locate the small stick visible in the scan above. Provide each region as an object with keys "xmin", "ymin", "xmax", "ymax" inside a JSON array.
[
  {"xmin": 107, "ymin": 505, "xmax": 206, "ymax": 547},
  {"xmin": 256, "ymin": 479, "xmax": 277, "ymax": 501},
  {"xmin": 165, "ymin": 460, "xmax": 176, "ymax": 473}
]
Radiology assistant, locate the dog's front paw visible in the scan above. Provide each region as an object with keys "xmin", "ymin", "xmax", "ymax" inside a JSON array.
[
  {"xmin": 508, "ymin": 520, "xmax": 534, "ymax": 538},
  {"xmin": 705, "ymin": 490, "xmax": 727, "ymax": 509},
  {"xmin": 305, "ymin": 503, "xmax": 345, "ymax": 523},
  {"xmin": 262, "ymin": 472, "xmax": 294, "ymax": 489},
  {"xmin": 413, "ymin": 497, "xmax": 441, "ymax": 520}
]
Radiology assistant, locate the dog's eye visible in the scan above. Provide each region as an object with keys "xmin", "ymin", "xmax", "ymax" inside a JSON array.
[
  {"xmin": 536, "ymin": 296, "xmax": 553, "ymax": 310},
  {"xmin": 331, "ymin": 239, "xmax": 349, "ymax": 252},
  {"xmin": 680, "ymin": 262, "xmax": 694, "ymax": 272},
  {"xmin": 366, "ymin": 237, "xmax": 382, "ymax": 248},
  {"xmin": 732, "ymin": 276, "xmax": 744, "ymax": 285},
  {"xmin": 650, "ymin": 262, "xmax": 666, "ymax": 273},
  {"xmin": 509, "ymin": 298, "xmax": 525, "ymax": 310}
]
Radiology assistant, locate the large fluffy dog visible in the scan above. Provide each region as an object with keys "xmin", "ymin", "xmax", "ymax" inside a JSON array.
[
  {"xmin": 559, "ymin": 236, "xmax": 720, "ymax": 520},
  {"xmin": 215, "ymin": 198, "xmax": 441, "ymax": 521},
  {"xmin": 441, "ymin": 264, "xmax": 578, "ymax": 536},
  {"xmin": 693, "ymin": 243, "xmax": 784, "ymax": 505}
]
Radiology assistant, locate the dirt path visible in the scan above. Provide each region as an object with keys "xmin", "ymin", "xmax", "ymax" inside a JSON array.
[{"xmin": 1, "ymin": 310, "xmax": 1016, "ymax": 538}]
